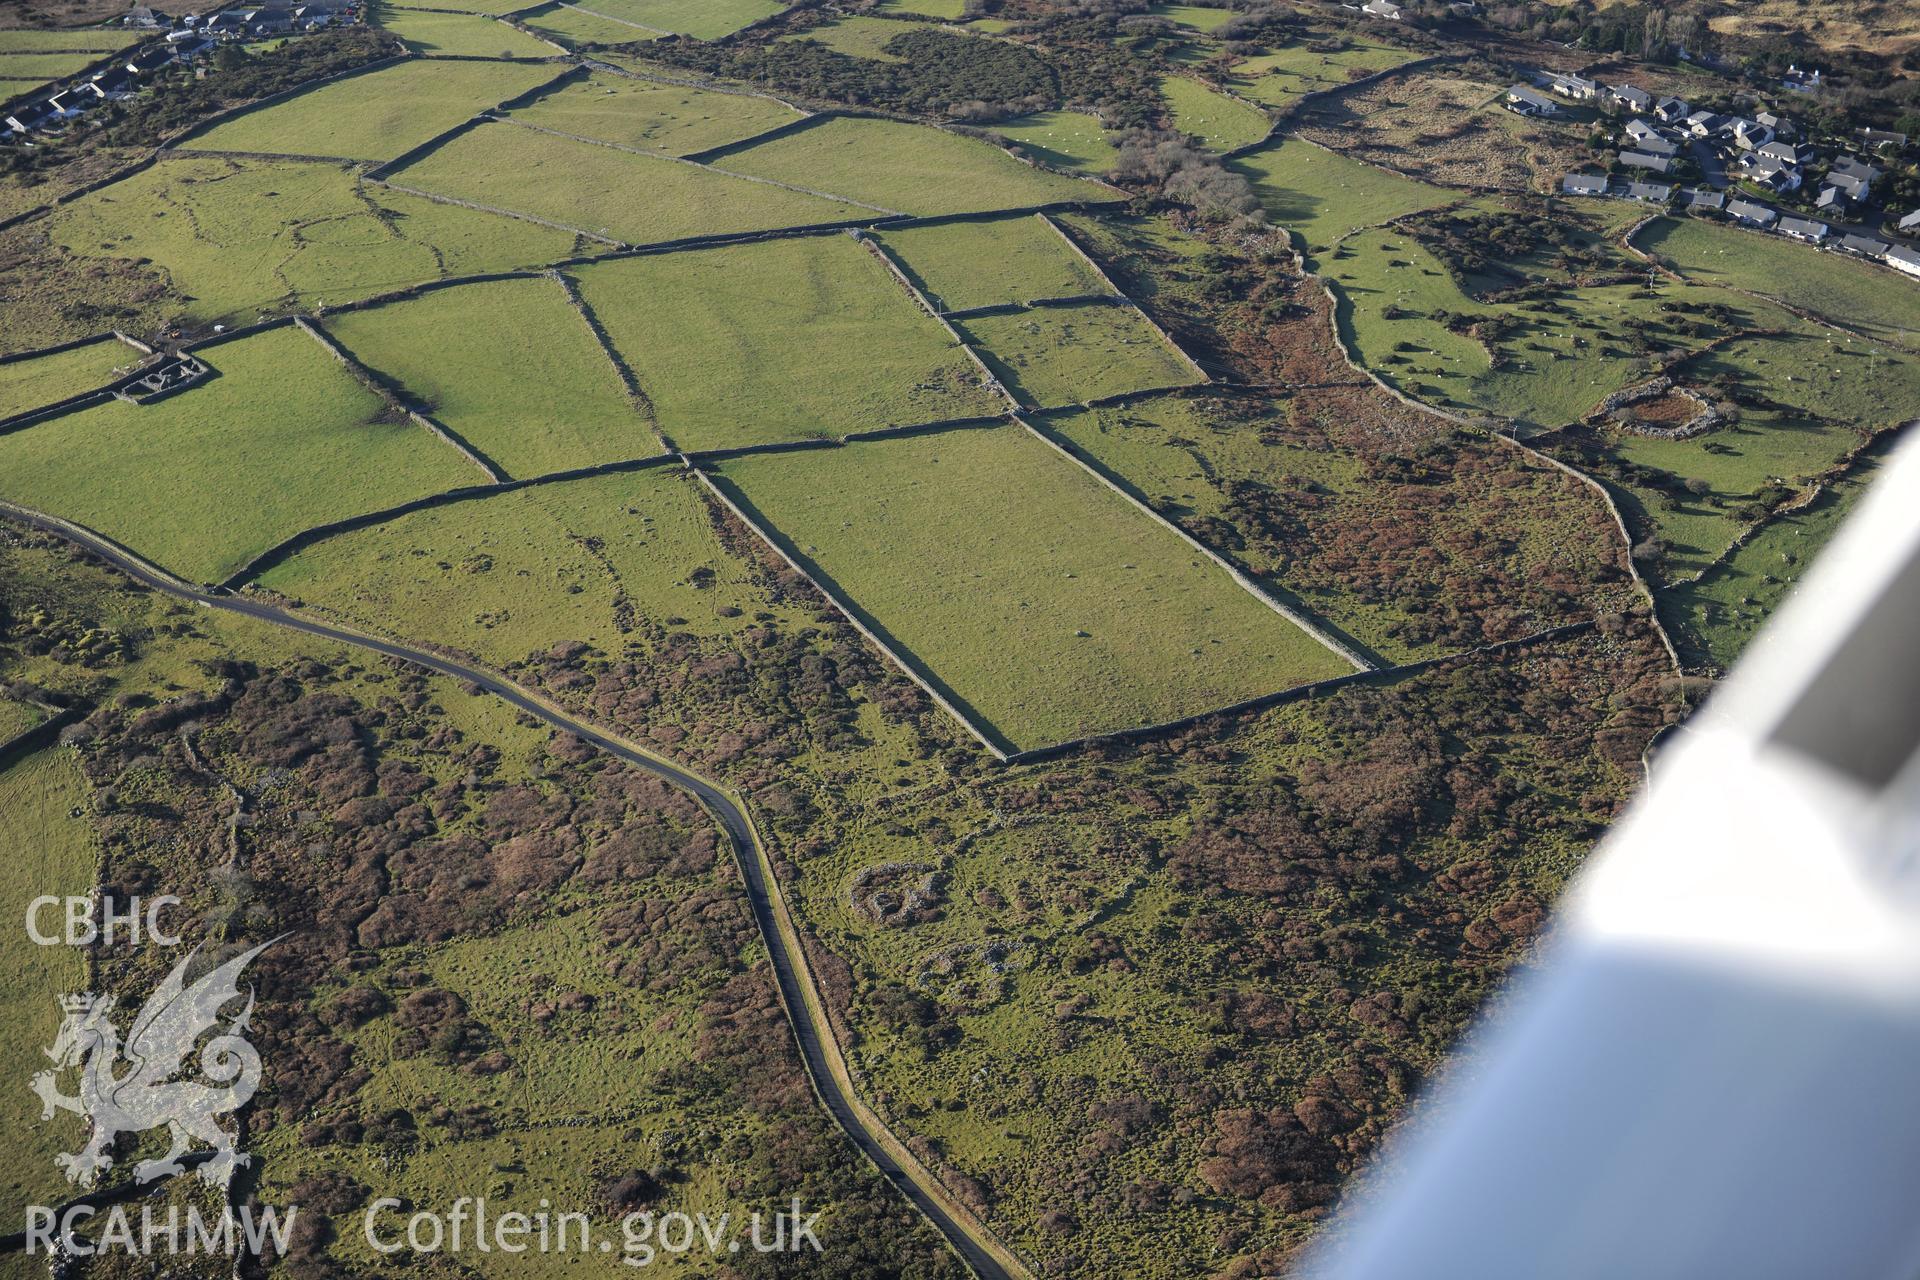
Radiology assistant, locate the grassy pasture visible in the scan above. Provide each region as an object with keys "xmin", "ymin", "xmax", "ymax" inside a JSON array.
[
  {"xmin": 1636, "ymin": 217, "xmax": 1920, "ymax": 350},
  {"xmin": 1146, "ymin": 2, "xmax": 1235, "ymax": 31},
  {"xmin": 573, "ymin": 0, "xmax": 781, "ymax": 38},
  {"xmin": 1226, "ymin": 39, "xmax": 1414, "ymax": 107},
  {"xmin": 0, "ymin": 336, "xmax": 141, "ymax": 420},
  {"xmin": 376, "ymin": 7, "xmax": 556, "ymax": 57},
  {"xmin": 53, "ymin": 157, "xmax": 577, "ymax": 327},
  {"xmin": 0, "ymin": 326, "xmax": 478, "ymax": 582},
  {"xmin": 575, "ymin": 235, "xmax": 999, "ymax": 451},
  {"xmin": 877, "ymin": 215, "xmax": 1110, "ymax": 312},
  {"xmin": 0, "ymin": 749, "xmax": 96, "ymax": 1235},
  {"xmin": 186, "ymin": 58, "xmax": 558, "ymax": 161},
  {"xmin": 322, "ymin": 277, "xmax": 654, "ymax": 478},
  {"xmin": 990, "ymin": 110, "xmax": 1119, "ymax": 174},
  {"xmin": 0, "ymin": 28, "xmax": 137, "ymax": 51},
  {"xmin": 507, "ymin": 72, "xmax": 800, "ymax": 155},
  {"xmin": 515, "ymin": 3, "xmax": 660, "ymax": 47},
  {"xmin": 383, "ymin": 0, "xmax": 531, "ymax": 15},
  {"xmin": 1159, "ymin": 74, "xmax": 1269, "ymax": 151},
  {"xmin": 389, "ymin": 121, "xmax": 869, "ymax": 243},
  {"xmin": 713, "ymin": 424, "xmax": 1352, "ymax": 751},
  {"xmin": 957, "ymin": 303, "xmax": 1201, "ymax": 407},
  {"xmin": 780, "ymin": 14, "xmax": 916, "ymax": 61},
  {"xmin": 878, "ymin": 0, "xmax": 967, "ymax": 15},
  {"xmin": 713, "ymin": 116, "xmax": 1107, "ymax": 217},
  {"xmin": 0, "ymin": 49, "xmax": 106, "ymax": 79},
  {"xmin": 255, "ymin": 467, "xmax": 773, "ymax": 662},
  {"xmin": 1232, "ymin": 136, "xmax": 1449, "ymax": 252}
]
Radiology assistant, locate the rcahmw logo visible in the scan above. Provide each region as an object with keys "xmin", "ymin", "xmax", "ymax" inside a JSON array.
[{"xmin": 21, "ymin": 891, "xmax": 296, "ymax": 1258}]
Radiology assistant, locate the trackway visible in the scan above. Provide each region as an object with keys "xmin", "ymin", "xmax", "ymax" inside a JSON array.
[{"xmin": 0, "ymin": 502, "xmax": 1022, "ymax": 1280}]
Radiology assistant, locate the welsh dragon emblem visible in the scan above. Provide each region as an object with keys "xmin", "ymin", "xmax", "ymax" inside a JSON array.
[{"xmin": 31, "ymin": 939, "xmax": 275, "ymax": 1189}]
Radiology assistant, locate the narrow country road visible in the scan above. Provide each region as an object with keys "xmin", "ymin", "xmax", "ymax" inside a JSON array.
[{"xmin": 0, "ymin": 503, "xmax": 1021, "ymax": 1280}]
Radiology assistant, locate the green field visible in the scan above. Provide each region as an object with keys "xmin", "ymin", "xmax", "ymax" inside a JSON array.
[
  {"xmin": 1602, "ymin": 329, "xmax": 1919, "ymax": 576},
  {"xmin": 1147, "ymin": 2, "xmax": 1236, "ymax": 31},
  {"xmin": 516, "ymin": 3, "xmax": 660, "ymax": 47},
  {"xmin": 878, "ymin": 214, "xmax": 1110, "ymax": 312},
  {"xmin": 508, "ymin": 72, "xmax": 801, "ymax": 155},
  {"xmin": 714, "ymin": 425, "xmax": 1351, "ymax": 751},
  {"xmin": 377, "ymin": 7, "xmax": 556, "ymax": 57},
  {"xmin": 714, "ymin": 116, "xmax": 1107, "ymax": 217},
  {"xmin": 0, "ymin": 337, "xmax": 141, "ymax": 420},
  {"xmin": 186, "ymin": 59, "xmax": 559, "ymax": 161},
  {"xmin": 383, "ymin": 0, "xmax": 532, "ymax": 14},
  {"xmin": 990, "ymin": 110, "xmax": 1119, "ymax": 174},
  {"xmin": 0, "ymin": 29, "xmax": 138, "ymax": 51},
  {"xmin": 255, "ymin": 467, "xmax": 774, "ymax": 660},
  {"xmin": 322, "ymin": 278, "xmax": 654, "ymax": 478},
  {"xmin": 0, "ymin": 50, "xmax": 106, "ymax": 80},
  {"xmin": 0, "ymin": 326, "xmax": 479, "ymax": 582},
  {"xmin": 1636, "ymin": 217, "xmax": 1920, "ymax": 350},
  {"xmin": 571, "ymin": 0, "xmax": 781, "ymax": 38},
  {"xmin": 958, "ymin": 303, "xmax": 1201, "ymax": 407},
  {"xmin": 389, "ymin": 121, "xmax": 871, "ymax": 243},
  {"xmin": 0, "ymin": 749, "xmax": 96, "ymax": 1236},
  {"xmin": 1160, "ymin": 75, "xmax": 1270, "ymax": 151},
  {"xmin": 877, "ymin": 0, "xmax": 967, "ymax": 15},
  {"xmin": 576, "ymin": 235, "xmax": 1000, "ymax": 450},
  {"xmin": 780, "ymin": 14, "xmax": 918, "ymax": 60},
  {"xmin": 53, "ymin": 157, "xmax": 577, "ymax": 327},
  {"xmin": 1232, "ymin": 136, "xmax": 1450, "ymax": 252},
  {"xmin": 1226, "ymin": 40, "xmax": 1415, "ymax": 107}
]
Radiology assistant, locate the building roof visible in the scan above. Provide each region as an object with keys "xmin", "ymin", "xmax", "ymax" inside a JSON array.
[
  {"xmin": 1827, "ymin": 173, "xmax": 1870, "ymax": 200},
  {"xmin": 1839, "ymin": 234, "xmax": 1888, "ymax": 258},
  {"xmin": 1609, "ymin": 84, "xmax": 1653, "ymax": 109},
  {"xmin": 1620, "ymin": 150, "xmax": 1673, "ymax": 173},
  {"xmin": 1656, "ymin": 96, "xmax": 1688, "ymax": 114},
  {"xmin": 1726, "ymin": 198, "xmax": 1776, "ymax": 224},
  {"xmin": 1885, "ymin": 245, "xmax": 1920, "ymax": 273},
  {"xmin": 1899, "ymin": 209, "xmax": 1920, "ymax": 231},
  {"xmin": 1507, "ymin": 86, "xmax": 1557, "ymax": 112},
  {"xmin": 1562, "ymin": 173, "xmax": 1607, "ymax": 196},
  {"xmin": 1627, "ymin": 181, "xmax": 1673, "ymax": 202},
  {"xmin": 1777, "ymin": 216, "xmax": 1827, "ymax": 239},
  {"xmin": 1830, "ymin": 155, "xmax": 1880, "ymax": 182},
  {"xmin": 1684, "ymin": 188, "xmax": 1725, "ymax": 209}
]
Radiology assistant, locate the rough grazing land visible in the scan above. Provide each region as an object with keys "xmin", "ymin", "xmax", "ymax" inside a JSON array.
[
  {"xmin": 1160, "ymin": 74, "xmax": 1270, "ymax": 152},
  {"xmin": 256, "ymin": 467, "xmax": 772, "ymax": 661},
  {"xmin": 713, "ymin": 116, "xmax": 1106, "ymax": 217},
  {"xmin": 713, "ymin": 424, "xmax": 1352, "ymax": 752},
  {"xmin": 50, "ymin": 156, "xmax": 577, "ymax": 327},
  {"xmin": 321, "ymin": 277, "xmax": 654, "ymax": 478},
  {"xmin": 1225, "ymin": 39, "xmax": 1415, "ymax": 107},
  {"xmin": 1233, "ymin": 136, "xmax": 1450, "ymax": 252},
  {"xmin": 1636, "ymin": 217, "xmax": 1920, "ymax": 350},
  {"xmin": 508, "ymin": 72, "xmax": 802, "ymax": 155},
  {"xmin": 779, "ymin": 14, "xmax": 919, "ymax": 62},
  {"xmin": 377, "ymin": 8, "xmax": 556, "ymax": 58},
  {"xmin": 186, "ymin": 58, "xmax": 559, "ymax": 161},
  {"xmin": 576, "ymin": 235, "xmax": 1000, "ymax": 451},
  {"xmin": 0, "ymin": 326, "xmax": 477, "ymax": 582},
  {"xmin": 0, "ymin": 336, "xmax": 140, "ymax": 420},
  {"xmin": 390, "ymin": 121, "xmax": 869, "ymax": 243},
  {"xmin": 989, "ymin": 110, "xmax": 1119, "ymax": 174},
  {"xmin": 878, "ymin": 215, "xmax": 1110, "ymax": 312},
  {"xmin": 958, "ymin": 303, "xmax": 1202, "ymax": 407}
]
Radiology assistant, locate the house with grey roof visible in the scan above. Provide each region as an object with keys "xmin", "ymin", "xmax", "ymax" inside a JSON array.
[
  {"xmin": 1362, "ymin": 0, "xmax": 1405, "ymax": 19},
  {"xmin": 1777, "ymin": 216, "xmax": 1827, "ymax": 243},
  {"xmin": 1606, "ymin": 84, "xmax": 1653, "ymax": 113},
  {"xmin": 1726, "ymin": 199, "xmax": 1776, "ymax": 227},
  {"xmin": 1562, "ymin": 173, "xmax": 1608, "ymax": 197},
  {"xmin": 1686, "ymin": 110, "xmax": 1721, "ymax": 137},
  {"xmin": 1898, "ymin": 209, "xmax": 1920, "ymax": 234},
  {"xmin": 1655, "ymin": 97, "xmax": 1689, "ymax": 124},
  {"xmin": 1838, "ymin": 234, "xmax": 1888, "ymax": 259},
  {"xmin": 1626, "ymin": 181, "xmax": 1673, "ymax": 203},
  {"xmin": 1886, "ymin": 245, "xmax": 1920, "ymax": 278},
  {"xmin": 1732, "ymin": 119, "xmax": 1774, "ymax": 150},
  {"xmin": 1620, "ymin": 150, "xmax": 1673, "ymax": 175},
  {"xmin": 1545, "ymin": 72, "xmax": 1599, "ymax": 101},
  {"xmin": 1506, "ymin": 85, "xmax": 1560, "ymax": 117},
  {"xmin": 1683, "ymin": 188, "xmax": 1725, "ymax": 211}
]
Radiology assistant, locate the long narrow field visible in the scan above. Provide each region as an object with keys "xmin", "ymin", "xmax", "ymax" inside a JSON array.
[
  {"xmin": 50, "ymin": 157, "xmax": 578, "ymax": 327},
  {"xmin": 254, "ymin": 467, "xmax": 774, "ymax": 663},
  {"xmin": 321, "ymin": 277, "xmax": 654, "ymax": 478},
  {"xmin": 0, "ymin": 28, "xmax": 139, "ymax": 51},
  {"xmin": 712, "ymin": 424, "xmax": 1353, "ymax": 752},
  {"xmin": 1232, "ymin": 136, "xmax": 1450, "ymax": 252},
  {"xmin": 1160, "ymin": 75, "xmax": 1270, "ymax": 151},
  {"xmin": 377, "ymin": 8, "xmax": 557, "ymax": 57},
  {"xmin": 877, "ymin": 215, "xmax": 1111, "ymax": 312},
  {"xmin": 958, "ymin": 303, "xmax": 1201, "ymax": 407},
  {"xmin": 387, "ymin": 121, "xmax": 872, "ymax": 244},
  {"xmin": 0, "ymin": 49, "xmax": 106, "ymax": 79},
  {"xmin": 0, "ymin": 336, "xmax": 142, "ymax": 420},
  {"xmin": 506, "ymin": 72, "xmax": 802, "ymax": 155},
  {"xmin": 0, "ymin": 749, "xmax": 96, "ymax": 1235},
  {"xmin": 575, "ymin": 235, "xmax": 1000, "ymax": 451},
  {"xmin": 185, "ymin": 58, "xmax": 561, "ymax": 162},
  {"xmin": 1635, "ymin": 217, "xmax": 1920, "ymax": 350},
  {"xmin": 574, "ymin": 0, "xmax": 781, "ymax": 39},
  {"xmin": 516, "ymin": 3, "xmax": 661, "ymax": 47},
  {"xmin": 0, "ymin": 326, "xmax": 479, "ymax": 582},
  {"xmin": 712, "ymin": 116, "xmax": 1109, "ymax": 217}
]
